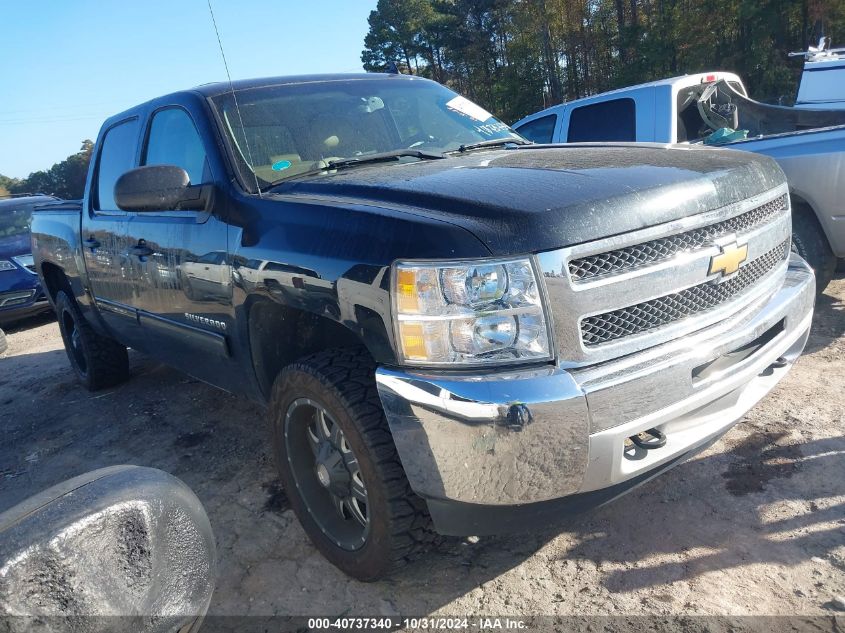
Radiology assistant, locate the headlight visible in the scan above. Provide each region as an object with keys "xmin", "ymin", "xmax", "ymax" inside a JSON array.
[
  {"xmin": 0, "ymin": 260, "xmax": 16, "ymax": 272},
  {"xmin": 393, "ymin": 257, "xmax": 552, "ymax": 366}
]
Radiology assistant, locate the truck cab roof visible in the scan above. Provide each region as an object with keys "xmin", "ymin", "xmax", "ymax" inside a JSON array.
[
  {"xmin": 105, "ymin": 73, "xmax": 422, "ymax": 125},
  {"xmin": 564, "ymin": 71, "xmax": 745, "ymax": 102},
  {"xmin": 191, "ymin": 73, "xmax": 414, "ymax": 97}
]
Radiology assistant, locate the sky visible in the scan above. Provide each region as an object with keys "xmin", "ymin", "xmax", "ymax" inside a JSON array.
[{"xmin": 0, "ymin": 0, "xmax": 378, "ymax": 179}]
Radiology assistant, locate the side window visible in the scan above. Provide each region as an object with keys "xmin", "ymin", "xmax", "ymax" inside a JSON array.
[
  {"xmin": 95, "ymin": 119, "xmax": 140, "ymax": 211},
  {"xmin": 567, "ymin": 99, "xmax": 636, "ymax": 142},
  {"xmin": 144, "ymin": 108, "xmax": 209, "ymax": 185},
  {"xmin": 515, "ymin": 114, "xmax": 557, "ymax": 144}
]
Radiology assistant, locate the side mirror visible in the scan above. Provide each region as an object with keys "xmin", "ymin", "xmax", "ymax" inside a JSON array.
[
  {"xmin": 0, "ymin": 465, "xmax": 216, "ymax": 629},
  {"xmin": 114, "ymin": 165, "xmax": 211, "ymax": 212}
]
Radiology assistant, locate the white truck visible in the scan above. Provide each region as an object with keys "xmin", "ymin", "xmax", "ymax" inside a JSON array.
[{"xmin": 514, "ymin": 71, "xmax": 845, "ymax": 292}]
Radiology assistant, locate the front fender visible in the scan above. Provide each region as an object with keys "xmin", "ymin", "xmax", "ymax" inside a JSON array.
[
  {"xmin": 31, "ymin": 211, "xmax": 86, "ymax": 305},
  {"xmin": 230, "ymin": 194, "xmax": 492, "ymax": 366}
]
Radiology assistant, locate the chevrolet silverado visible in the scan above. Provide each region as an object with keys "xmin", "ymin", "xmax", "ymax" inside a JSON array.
[{"xmin": 31, "ymin": 73, "xmax": 815, "ymax": 580}]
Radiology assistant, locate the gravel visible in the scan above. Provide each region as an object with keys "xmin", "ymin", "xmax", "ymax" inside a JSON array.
[{"xmin": 0, "ymin": 276, "xmax": 843, "ymax": 617}]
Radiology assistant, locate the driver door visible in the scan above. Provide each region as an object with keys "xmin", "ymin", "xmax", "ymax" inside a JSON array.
[{"xmin": 121, "ymin": 105, "xmax": 233, "ymax": 379}]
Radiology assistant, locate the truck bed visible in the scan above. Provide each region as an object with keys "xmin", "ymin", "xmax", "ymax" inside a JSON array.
[
  {"xmin": 704, "ymin": 80, "xmax": 845, "ymax": 139},
  {"xmin": 726, "ymin": 124, "xmax": 845, "ymax": 152},
  {"xmin": 721, "ymin": 125, "xmax": 845, "ymax": 258}
]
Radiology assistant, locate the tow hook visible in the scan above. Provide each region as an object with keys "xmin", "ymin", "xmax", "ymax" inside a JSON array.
[{"xmin": 628, "ymin": 427, "xmax": 667, "ymax": 450}]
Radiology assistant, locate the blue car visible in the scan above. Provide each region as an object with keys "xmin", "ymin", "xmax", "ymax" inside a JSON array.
[{"xmin": 0, "ymin": 195, "xmax": 57, "ymax": 325}]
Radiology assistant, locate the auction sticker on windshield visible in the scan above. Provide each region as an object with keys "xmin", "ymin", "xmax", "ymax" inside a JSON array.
[{"xmin": 446, "ymin": 95, "xmax": 493, "ymax": 122}]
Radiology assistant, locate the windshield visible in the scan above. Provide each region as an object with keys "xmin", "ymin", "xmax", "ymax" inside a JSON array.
[
  {"xmin": 209, "ymin": 77, "xmax": 523, "ymax": 188},
  {"xmin": 0, "ymin": 201, "xmax": 38, "ymax": 238}
]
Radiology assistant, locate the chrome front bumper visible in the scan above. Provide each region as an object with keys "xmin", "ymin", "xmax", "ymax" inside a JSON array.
[{"xmin": 375, "ymin": 255, "xmax": 815, "ymax": 509}]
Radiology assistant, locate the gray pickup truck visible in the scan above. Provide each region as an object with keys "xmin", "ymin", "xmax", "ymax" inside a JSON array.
[{"xmin": 31, "ymin": 73, "xmax": 815, "ymax": 580}]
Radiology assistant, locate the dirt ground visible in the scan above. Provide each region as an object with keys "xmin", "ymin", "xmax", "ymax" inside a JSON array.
[{"xmin": 1, "ymin": 276, "xmax": 843, "ymax": 620}]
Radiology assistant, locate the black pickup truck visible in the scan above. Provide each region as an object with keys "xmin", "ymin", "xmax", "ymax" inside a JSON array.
[{"xmin": 32, "ymin": 73, "xmax": 815, "ymax": 581}]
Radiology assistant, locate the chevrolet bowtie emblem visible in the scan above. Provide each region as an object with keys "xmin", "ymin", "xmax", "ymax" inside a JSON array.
[{"xmin": 709, "ymin": 241, "xmax": 748, "ymax": 278}]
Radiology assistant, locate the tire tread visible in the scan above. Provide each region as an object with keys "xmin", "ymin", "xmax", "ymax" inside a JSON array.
[
  {"xmin": 270, "ymin": 347, "xmax": 440, "ymax": 578},
  {"xmin": 56, "ymin": 291, "xmax": 129, "ymax": 391},
  {"xmin": 792, "ymin": 205, "xmax": 836, "ymax": 295}
]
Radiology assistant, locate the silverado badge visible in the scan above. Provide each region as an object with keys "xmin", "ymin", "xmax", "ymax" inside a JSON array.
[{"xmin": 709, "ymin": 241, "xmax": 748, "ymax": 279}]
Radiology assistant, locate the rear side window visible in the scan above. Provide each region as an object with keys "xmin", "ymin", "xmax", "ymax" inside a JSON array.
[
  {"xmin": 515, "ymin": 114, "xmax": 557, "ymax": 144},
  {"xmin": 144, "ymin": 108, "xmax": 209, "ymax": 185},
  {"xmin": 567, "ymin": 99, "xmax": 636, "ymax": 142},
  {"xmin": 95, "ymin": 119, "xmax": 139, "ymax": 211}
]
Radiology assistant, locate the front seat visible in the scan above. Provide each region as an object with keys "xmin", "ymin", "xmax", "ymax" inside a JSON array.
[{"xmin": 0, "ymin": 465, "xmax": 216, "ymax": 633}]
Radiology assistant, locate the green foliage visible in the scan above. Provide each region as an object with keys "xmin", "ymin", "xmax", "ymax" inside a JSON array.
[
  {"xmin": 1, "ymin": 140, "xmax": 94, "ymax": 200},
  {"xmin": 0, "ymin": 174, "xmax": 17, "ymax": 198},
  {"xmin": 362, "ymin": 0, "xmax": 845, "ymax": 122}
]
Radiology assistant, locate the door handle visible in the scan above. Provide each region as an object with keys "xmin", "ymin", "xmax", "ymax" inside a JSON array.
[
  {"xmin": 83, "ymin": 237, "xmax": 100, "ymax": 250},
  {"xmin": 129, "ymin": 239, "xmax": 153, "ymax": 257}
]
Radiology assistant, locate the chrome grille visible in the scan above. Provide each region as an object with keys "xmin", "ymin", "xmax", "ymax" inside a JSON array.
[
  {"xmin": 580, "ymin": 240, "xmax": 789, "ymax": 346},
  {"xmin": 569, "ymin": 194, "xmax": 788, "ymax": 281}
]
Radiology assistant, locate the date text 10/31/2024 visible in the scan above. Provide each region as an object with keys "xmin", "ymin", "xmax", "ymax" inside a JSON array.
[{"xmin": 307, "ymin": 617, "xmax": 528, "ymax": 630}]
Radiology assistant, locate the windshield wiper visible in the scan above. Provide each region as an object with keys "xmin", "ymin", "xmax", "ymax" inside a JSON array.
[
  {"xmin": 264, "ymin": 149, "xmax": 445, "ymax": 191},
  {"xmin": 453, "ymin": 138, "xmax": 532, "ymax": 153},
  {"xmin": 327, "ymin": 149, "xmax": 445, "ymax": 170}
]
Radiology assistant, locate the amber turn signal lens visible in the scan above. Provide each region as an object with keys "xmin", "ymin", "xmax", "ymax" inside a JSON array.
[
  {"xmin": 396, "ymin": 269, "xmax": 419, "ymax": 313},
  {"xmin": 398, "ymin": 322, "xmax": 426, "ymax": 359}
]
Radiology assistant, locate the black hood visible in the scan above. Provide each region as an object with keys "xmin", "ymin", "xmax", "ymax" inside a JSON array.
[{"xmin": 270, "ymin": 144, "xmax": 785, "ymax": 255}]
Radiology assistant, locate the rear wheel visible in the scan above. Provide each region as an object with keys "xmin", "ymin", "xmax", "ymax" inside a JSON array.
[
  {"xmin": 55, "ymin": 290, "xmax": 129, "ymax": 391},
  {"xmin": 269, "ymin": 348, "xmax": 438, "ymax": 581},
  {"xmin": 791, "ymin": 204, "xmax": 836, "ymax": 295}
]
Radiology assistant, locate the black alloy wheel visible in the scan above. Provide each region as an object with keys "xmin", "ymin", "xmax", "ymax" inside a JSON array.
[{"xmin": 285, "ymin": 397, "xmax": 370, "ymax": 550}]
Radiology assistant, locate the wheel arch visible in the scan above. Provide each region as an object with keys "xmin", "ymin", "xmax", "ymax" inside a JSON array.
[
  {"xmin": 39, "ymin": 261, "xmax": 75, "ymax": 304},
  {"xmin": 245, "ymin": 296, "xmax": 379, "ymax": 401},
  {"xmin": 789, "ymin": 190, "xmax": 836, "ymax": 251},
  {"xmin": 789, "ymin": 190, "xmax": 837, "ymax": 294}
]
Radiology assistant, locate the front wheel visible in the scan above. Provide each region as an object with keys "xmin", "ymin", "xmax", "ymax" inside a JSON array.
[
  {"xmin": 269, "ymin": 348, "xmax": 438, "ymax": 581},
  {"xmin": 55, "ymin": 290, "xmax": 129, "ymax": 391}
]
